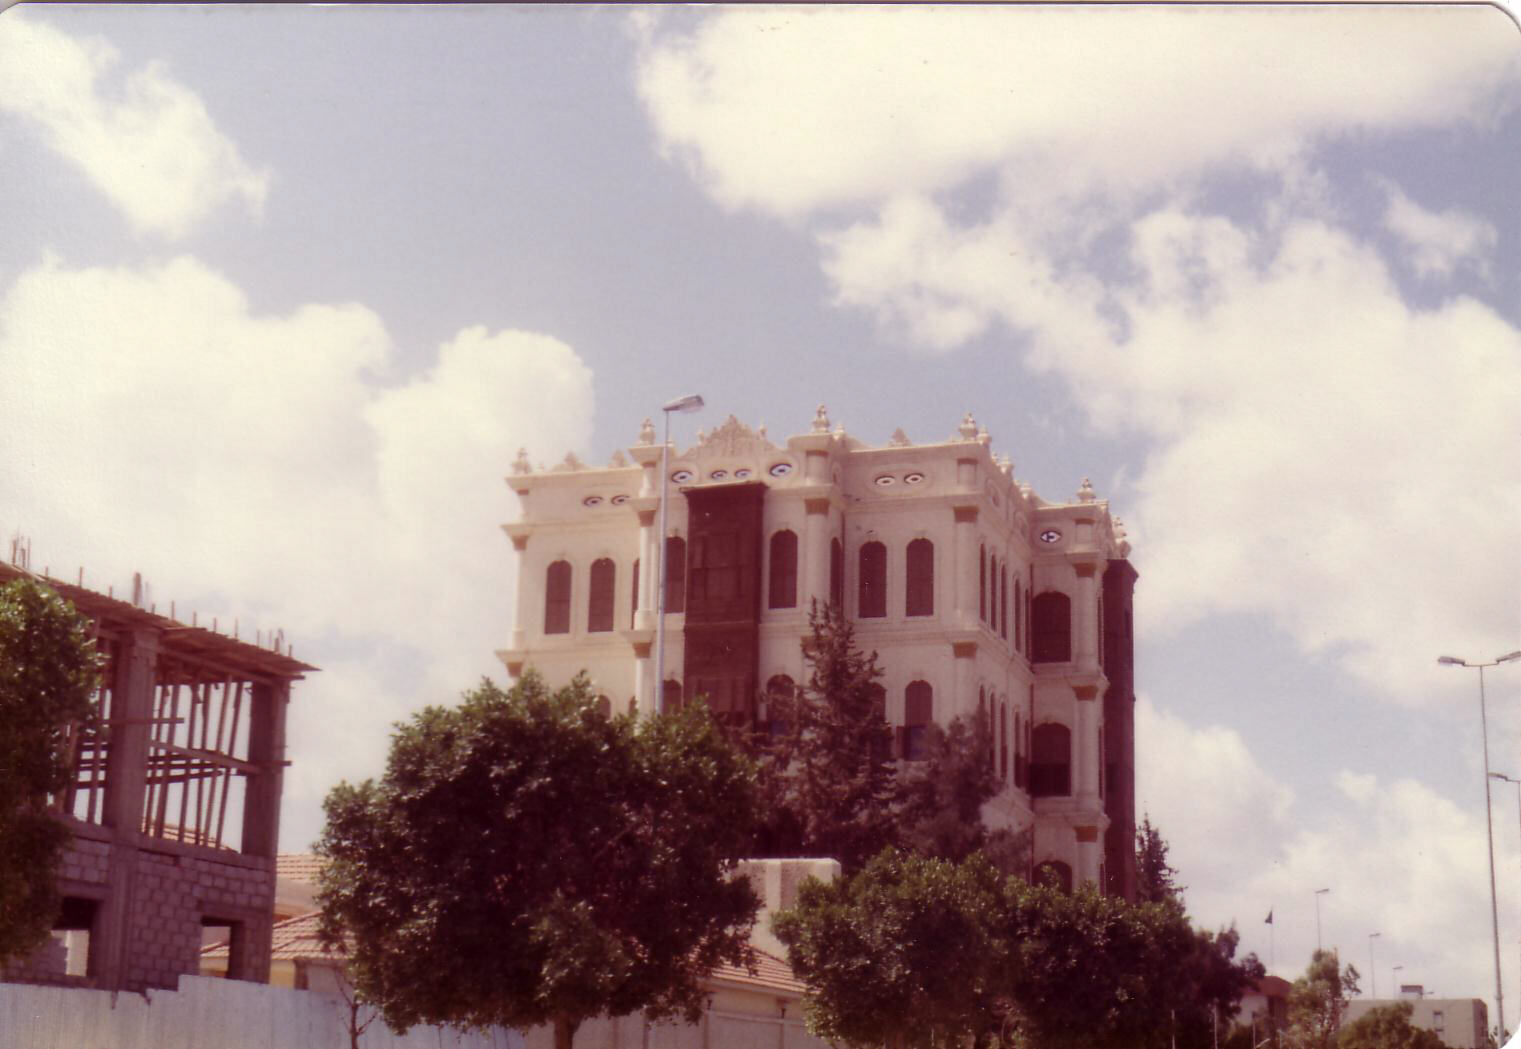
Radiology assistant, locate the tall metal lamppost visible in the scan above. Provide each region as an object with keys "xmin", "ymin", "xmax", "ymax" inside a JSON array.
[
  {"xmin": 654, "ymin": 394, "xmax": 704, "ymax": 715},
  {"xmin": 1490, "ymin": 772, "xmax": 1521, "ymax": 856},
  {"xmin": 1393, "ymin": 964, "xmax": 1404, "ymax": 998},
  {"xmin": 1315, "ymin": 888, "xmax": 1330, "ymax": 951},
  {"xmin": 1438, "ymin": 649, "xmax": 1521, "ymax": 1041},
  {"xmin": 1368, "ymin": 933, "xmax": 1381, "ymax": 997}
]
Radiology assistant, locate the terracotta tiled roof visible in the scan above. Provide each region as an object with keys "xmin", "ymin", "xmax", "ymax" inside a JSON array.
[
  {"xmin": 202, "ymin": 910, "xmax": 344, "ymax": 962},
  {"xmin": 277, "ymin": 853, "xmax": 327, "ymax": 886},
  {"xmin": 709, "ymin": 949, "xmax": 807, "ymax": 996}
]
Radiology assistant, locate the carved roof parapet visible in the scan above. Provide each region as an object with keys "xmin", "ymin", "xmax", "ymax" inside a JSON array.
[
  {"xmin": 607, "ymin": 450, "xmax": 628, "ymax": 468},
  {"xmin": 637, "ymin": 418, "xmax": 656, "ymax": 445},
  {"xmin": 550, "ymin": 451, "xmax": 588, "ymax": 472},
  {"xmin": 510, "ymin": 448, "xmax": 532, "ymax": 475},
  {"xmin": 888, "ymin": 427, "xmax": 912, "ymax": 447},
  {"xmin": 811, "ymin": 404, "xmax": 831, "ymax": 433},
  {"xmin": 683, "ymin": 415, "xmax": 779, "ymax": 460},
  {"xmin": 958, "ymin": 412, "xmax": 979, "ymax": 441}
]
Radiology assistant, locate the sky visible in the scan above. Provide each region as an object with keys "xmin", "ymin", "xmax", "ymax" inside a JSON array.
[{"xmin": 1, "ymin": 0, "xmax": 1519, "ymax": 1021}]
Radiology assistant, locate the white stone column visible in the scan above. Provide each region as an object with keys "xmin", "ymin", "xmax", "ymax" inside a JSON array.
[
  {"xmin": 803, "ymin": 499, "xmax": 831, "ymax": 610},
  {"xmin": 953, "ymin": 505, "xmax": 978, "ymax": 631},
  {"xmin": 1073, "ymin": 687, "xmax": 1100, "ymax": 802},
  {"xmin": 634, "ymin": 508, "xmax": 657, "ymax": 631},
  {"xmin": 1073, "ymin": 563, "xmax": 1099, "ymax": 671}
]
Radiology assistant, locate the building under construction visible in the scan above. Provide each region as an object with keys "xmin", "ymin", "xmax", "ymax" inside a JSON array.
[{"xmin": 0, "ymin": 558, "xmax": 315, "ymax": 993}]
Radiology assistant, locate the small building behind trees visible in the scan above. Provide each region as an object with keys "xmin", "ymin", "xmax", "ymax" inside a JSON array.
[{"xmin": 0, "ymin": 558, "xmax": 315, "ymax": 993}]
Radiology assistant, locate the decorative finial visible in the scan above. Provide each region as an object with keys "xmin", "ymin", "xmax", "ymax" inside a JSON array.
[
  {"xmin": 757, "ymin": 422, "xmax": 767, "ymax": 441},
  {"xmin": 608, "ymin": 449, "xmax": 628, "ymax": 468},
  {"xmin": 977, "ymin": 424, "xmax": 990, "ymax": 446},
  {"xmin": 812, "ymin": 404, "xmax": 831, "ymax": 433},
  {"xmin": 553, "ymin": 451, "xmax": 587, "ymax": 472},
  {"xmin": 959, "ymin": 412, "xmax": 978, "ymax": 441},
  {"xmin": 833, "ymin": 421, "xmax": 845, "ymax": 438},
  {"xmin": 511, "ymin": 447, "xmax": 532, "ymax": 475},
  {"xmin": 997, "ymin": 454, "xmax": 1014, "ymax": 476},
  {"xmin": 1077, "ymin": 477, "xmax": 1096, "ymax": 503},
  {"xmin": 638, "ymin": 418, "xmax": 656, "ymax": 445},
  {"xmin": 888, "ymin": 427, "xmax": 912, "ymax": 447}
]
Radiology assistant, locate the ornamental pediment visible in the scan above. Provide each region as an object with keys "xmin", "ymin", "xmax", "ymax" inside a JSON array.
[{"xmin": 685, "ymin": 415, "xmax": 778, "ymax": 460}]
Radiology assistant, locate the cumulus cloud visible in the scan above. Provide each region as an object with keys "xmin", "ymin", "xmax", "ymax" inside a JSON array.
[
  {"xmin": 0, "ymin": 254, "xmax": 595, "ymax": 844},
  {"xmin": 1139, "ymin": 698, "xmax": 1517, "ymax": 1002},
  {"xmin": 635, "ymin": 5, "xmax": 1521, "ymax": 705},
  {"xmin": 0, "ymin": 12, "xmax": 269, "ymax": 238},
  {"xmin": 1376, "ymin": 176, "xmax": 1499, "ymax": 281},
  {"xmin": 637, "ymin": 6, "xmax": 1519, "ymax": 217}
]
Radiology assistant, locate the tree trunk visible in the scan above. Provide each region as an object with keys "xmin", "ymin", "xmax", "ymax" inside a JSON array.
[{"xmin": 553, "ymin": 1015, "xmax": 580, "ymax": 1049}]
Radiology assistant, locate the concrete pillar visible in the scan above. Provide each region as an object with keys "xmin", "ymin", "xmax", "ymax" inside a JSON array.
[
  {"xmin": 953, "ymin": 505, "xmax": 978, "ymax": 630},
  {"xmin": 1073, "ymin": 564, "xmax": 1099, "ymax": 670},
  {"xmin": 802, "ymin": 499, "xmax": 831, "ymax": 610},
  {"xmin": 241, "ymin": 681, "xmax": 288, "ymax": 860},
  {"xmin": 1072, "ymin": 686, "xmax": 1100, "ymax": 802},
  {"xmin": 635, "ymin": 508, "xmax": 657, "ymax": 631},
  {"xmin": 952, "ymin": 642, "xmax": 977, "ymax": 720}
]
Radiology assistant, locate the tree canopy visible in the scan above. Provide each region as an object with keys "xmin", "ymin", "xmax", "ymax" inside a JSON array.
[
  {"xmin": 1135, "ymin": 813, "xmax": 1185, "ymax": 905},
  {"xmin": 317, "ymin": 673, "xmax": 762, "ymax": 1049},
  {"xmin": 1337, "ymin": 1002, "xmax": 1445, "ymax": 1049},
  {"xmin": 0, "ymin": 578, "xmax": 100, "ymax": 965},
  {"xmin": 1284, "ymin": 949, "xmax": 1361, "ymax": 1049}
]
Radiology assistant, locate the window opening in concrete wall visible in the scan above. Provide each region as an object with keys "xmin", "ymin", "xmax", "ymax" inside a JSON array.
[
  {"xmin": 1031, "ymin": 723, "xmax": 1072, "ymax": 797},
  {"xmin": 905, "ymin": 539, "xmax": 933, "ymax": 617},
  {"xmin": 201, "ymin": 916, "xmax": 246, "ymax": 979},
  {"xmin": 768, "ymin": 530, "xmax": 798, "ymax": 609},
  {"xmin": 858, "ymin": 542, "xmax": 887, "ymax": 618},
  {"xmin": 544, "ymin": 560, "xmax": 571, "ymax": 634},
  {"xmin": 51, "ymin": 896, "xmax": 98, "ymax": 977},
  {"xmin": 829, "ymin": 538, "xmax": 843, "ymax": 608},
  {"xmin": 587, "ymin": 558, "xmax": 615, "ymax": 633},
  {"xmin": 902, "ymin": 681, "xmax": 932, "ymax": 760},
  {"xmin": 1031, "ymin": 591, "xmax": 1072, "ymax": 663}
]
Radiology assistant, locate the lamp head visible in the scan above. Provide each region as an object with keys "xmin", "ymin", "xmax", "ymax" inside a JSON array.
[
  {"xmin": 1437, "ymin": 656, "xmax": 1467, "ymax": 666},
  {"xmin": 662, "ymin": 394, "xmax": 705, "ymax": 414},
  {"xmin": 1497, "ymin": 650, "xmax": 1521, "ymax": 664}
]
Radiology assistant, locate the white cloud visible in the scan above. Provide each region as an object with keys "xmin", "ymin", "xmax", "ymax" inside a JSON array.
[
  {"xmin": 0, "ymin": 12, "xmax": 269, "ymax": 238},
  {"xmin": 637, "ymin": 6, "xmax": 1519, "ymax": 218},
  {"xmin": 636, "ymin": 5, "xmax": 1521, "ymax": 707},
  {"xmin": 1376, "ymin": 176, "xmax": 1499, "ymax": 281},
  {"xmin": 1140, "ymin": 698, "xmax": 1518, "ymax": 1009},
  {"xmin": 0, "ymin": 254, "xmax": 596, "ymax": 846}
]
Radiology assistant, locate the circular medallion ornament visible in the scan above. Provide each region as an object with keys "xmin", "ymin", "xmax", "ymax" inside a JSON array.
[
  {"xmin": 903, "ymin": 472, "xmax": 925, "ymax": 485},
  {"xmin": 874, "ymin": 474, "xmax": 896, "ymax": 487},
  {"xmin": 1039, "ymin": 529, "xmax": 1062, "ymax": 544},
  {"xmin": 768, "ymin": 462, "xmax": 793, "ymax": 477},
  {"xmin": 671, "ymin": 469, "xmax": 694, "ymax": 483},
  {"xmin": 734, "ymin": 468, "xmax": 752, "ymax": 479},
  {"xmin": 709, "ymin": 469, "xmax": 728, "ymax": 480},
  {"xmin": 583, "ymin": 496, "xmax": 603, "ymax": 507},
  {"xmin": 610, "ymin": 494, "xmax": 629, "ymax": 505}
]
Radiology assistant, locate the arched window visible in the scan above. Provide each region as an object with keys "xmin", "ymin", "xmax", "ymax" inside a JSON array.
[
  {"xmin": 1035, "ymin": 860, "xmax": 1073, "ymax": 893},
  {"xmin": 1001, "ymin": 565, "xmax": 1010, "ymax": 641},
  {"xmin": 829, "ymin": 538, "xmax": 843, "ymax": 608},
  {"xmin": 979, "ymin": 544, "xmax": 987, "ymax": 621},
  {"xmin": 662, "ymin": 678, "xmax": 683, "ymax": 713},
  {"xmin": 1014, "ymin": 579, "xmax": 1024, "ymax": 654},
  {"xmin": 664, "ymin": 536, "xmax": 686, "ymax": 615},
  {"xmin": 989, "ymin": 554, "xmax": 999, "ymax": 633},
  {"xmin": 978, "ymin": 689, "xmax": 992, "ymax": 772},
  {"xmin": 588, "ymin": 558, "xmax": 616, "ymax": 632},
  {"xmin": 544, "ymin": 560, "xmax": 572, "ymax": 635},
  {"xmin": 866, "ymin": 682, "xmax": 891, "ymax": 766},
  {"xmin": 1014, "ymin": 711, "xmax": 1026, "ymax": 789},
  {"xmin": 765, "ymin": 674, "xmax": 795, "ymax": 741},
  {"xmin": 1030, "ymin": 723, "xmax": 1071, "ymax": 797},
  {"xmin": 905, "ymin": 538, "xmax": 934, "ymax": 617},
  {"xmin": 768, "ymin": 530, "xmax": 799, "ymax": 609},
  {"xmin": 1000, "ymin": 700, "xmax": 1009, "ymax": 782},
  {"xmin": 858, "ymin": 541, "xmax": 887, "ymax": 618},
  {"xmin": 1031, "ymin": 591, "xmax": 1072, "ymax": 663},
  {"xmin": 903, "ymin": 680, "xmax": 933, "ymax": 760},
  {"xmin": 630, "ymin": 559, "xmax": 640, "ymax": 627}
]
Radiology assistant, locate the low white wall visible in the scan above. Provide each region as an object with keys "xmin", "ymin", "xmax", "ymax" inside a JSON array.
[{"xmin": 0, "ymin": 976, "xmax": 521, "ymax": 1049}]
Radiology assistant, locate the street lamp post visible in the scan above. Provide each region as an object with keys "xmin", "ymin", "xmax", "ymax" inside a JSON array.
[
  {"xmin": 1393, "ymin": 964, "xmax": 1404, "ymax": 998},
  {"xmin": 1315, "ymin": 888, "xmax": 1330, "ymax": 951},
  {"xmin": 1489, "ymin": 772, "xmax": 1521, "ymax": 859},
  {"xmin": 1438, "ymin": 649, "xmax": 1521, "ymax": 1042},
  {"xmin": 1369, "ymin": 933, "xmax": 1381, "ymax": 998},
  {"xmin": 654, "ymin": 394, "xmax": 703, "ymax": 716}
]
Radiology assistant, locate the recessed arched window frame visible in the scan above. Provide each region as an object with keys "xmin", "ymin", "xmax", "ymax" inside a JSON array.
[
  {"xmin": 1014, "ymin": 579, "xmax": 1024, "ymax": 654},
  {"xmin": 978, "ymin": 689, "xmax": 992, "ymax": 772},
  {"xmin": 858, "ymin": 541, "xmax": 887, "ymax": 618},
  {"xmin": 990, "ymin": 554, "xmax": 1000, "ymax": 634},
  {"xmin": 544, "ymin": 560, "xmax": 572, "ymax": 635},
  {"xmin": 765, "ymin": 674, "xmax": 796, "ymax": 741},
  {"xmin": 1035, "ymin": 860, "xmax": 1073, "ymax": 893},
  {"xmin": 663, "ymin": 679, "xmax": 683, "ymax": 713},
  {"xmin": 768, "ymin": 530, "xmax": 799, "ymax": 610},
  {"xmin": 1001, "ymin": 565, "xmax": 1010, "ymax": 641},
  {"xmin": 1014, "ymin": 711, "xmax": 1025, "ymax": 789},
  {"xmin": 865, "ymin": 682, "xmax": 891, "ymax": 766},
  {"xmin": 1031, "ymin": 591, "xmax": 1072, "ymax": 663},
  {"xmin": 630, "ymin": 559, "xmax": 639, "ymax": 627},
  {"xmin": 664, "ymin": 537, "xmax": 686, "ymax": 615},
  {"xmin": 1030, "ymin": 722, "xmax": 1071, "ymax": 797},
  {"xmin": 829, "ymin": 538, "xmax": 844, "ymax": 608},
  {"xmin": 1000, "ymin": 700, "xmax": 1009, "ymax": 782},
  {"xmin": 588, "ymin": 558, "xmax": 616, "ymax": 632},
  {"xmin": 905, "ymin": 538, "xmax": 934, "ymax": 617},
  {"xmin": 903, "ymin": 680, "xmax": 933, "ymax": 760},
  {"xmin": 979, "ymin": 545, "xmax": 987, "ymax": 621}
]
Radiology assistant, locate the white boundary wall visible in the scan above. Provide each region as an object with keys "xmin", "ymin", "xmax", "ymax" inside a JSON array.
[{"xmin": 0, "ymin": 976, "xmax": 522, "ymax": 1049}]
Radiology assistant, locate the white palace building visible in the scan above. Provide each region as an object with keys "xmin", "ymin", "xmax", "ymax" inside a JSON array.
[{"xmin": 498, "ymin": 407, "xmax": 1138, "ymax": 898}]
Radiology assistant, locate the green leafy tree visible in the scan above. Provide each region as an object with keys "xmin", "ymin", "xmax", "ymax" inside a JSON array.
[
  {"xmin": 896, "ymin": 716, "xmax": 1002, "ymax": 864},
  {"xmin": 1171, "ymin": 925, "xmax": 1267, "ymax": 1049},
  {"xmin": 773, "ymin": 849, "xmax": 1009, "ymax": 1049},
  {"xmin": 317, "ymin": 672, "xmax": 762, "ymax": 1049},
  {"xmin": 1284, "ymin": 950, "xmax": 1360, "ymax": 1049},
  {"xmin": 759, "ymin": 602, "xmax": 899, "ymax": 873},
  {"xmin": 0, "ymin": 578, "xmax": 100, "ymax": 965},
  {"xmin": 1337, "ymin": 1002, "xmax": 1445, "ymax": 1049},
  {"xmin": 1135, "ymin": 813, "xmax": 1185, "ymax": 905}
]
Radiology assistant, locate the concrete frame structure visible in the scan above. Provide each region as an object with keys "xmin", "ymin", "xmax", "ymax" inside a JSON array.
[
  {"xmin": 1, "ymin": 560, "xmax": 314, "ymax": 993},
  {"xmin": 498, "ymin": 408, "xmax": 1138, "ymax": 896}
]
